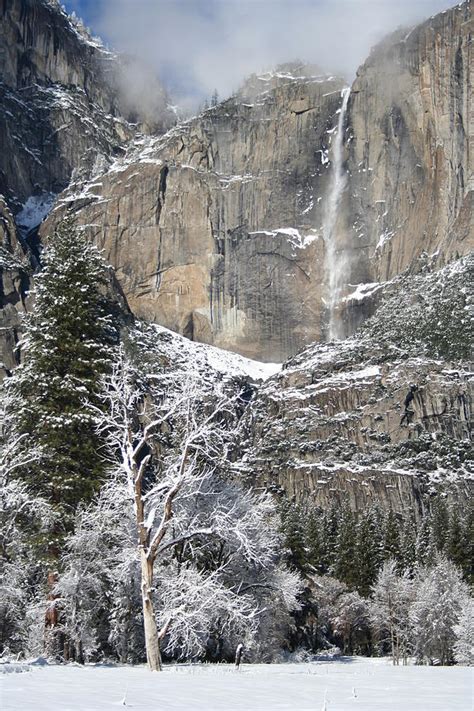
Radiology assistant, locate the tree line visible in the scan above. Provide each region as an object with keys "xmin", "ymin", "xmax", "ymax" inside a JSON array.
[{"xmin": 279, "ymin": 499, "xmax": 473, "ymax": 664}]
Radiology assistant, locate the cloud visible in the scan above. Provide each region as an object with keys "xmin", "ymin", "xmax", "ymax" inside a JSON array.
[{"xmin": 91, "ymin": 0, "xmax": 456, "ymax": 109}]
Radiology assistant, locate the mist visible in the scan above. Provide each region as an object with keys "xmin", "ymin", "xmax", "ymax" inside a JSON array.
[{"xmin": 77, "ymin": 0, "xmax": 457, "ymax": 110}]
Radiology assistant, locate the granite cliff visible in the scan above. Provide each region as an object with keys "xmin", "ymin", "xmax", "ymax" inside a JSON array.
[{"xmin": 0, "ymin": 0, "xmax": 173, "ymax": 373}]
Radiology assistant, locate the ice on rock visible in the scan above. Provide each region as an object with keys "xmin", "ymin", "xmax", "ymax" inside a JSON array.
[{"xmin": 16, "ymin": 193, "xmax": 57, "ymax": 232}]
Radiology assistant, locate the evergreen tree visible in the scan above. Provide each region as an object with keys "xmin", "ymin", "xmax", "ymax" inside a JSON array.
[
  {"xmin": 430, "ymin": 498, "xmax": 449, "ymax": 553},
  {"xmin": 5, "ymin": 219, "xmax": 118, "ymax": 543},
  {"xmin": 332, "ymin": 507, "xmax": 357, "ymax": 588},
  {"xmin": 383, "ymin": 510, "xmax": 402, "ymax": 564},
  {"xmin": 320, "ymin": 505, "xmax": 340, "ymax": 574},
  {"xmin": 399, "ymin": 515, "xmax": 417, "ymax": 573},
  {"xmin": 279, "ymin": 500, "xmax": 307, "ymax": 570},
  {"xmin": 415, "ymin": 516, "xmax": 436, "ymax": 568},
  {"xmin": 461, "ymin": 503, "xmax": 474, "ymax": 585},
  {"xmin": 354, "ymin": 506, "xmax": 384, "ymax": 597},
  {"xmin": 305, "ymin": 507, "xmax": 324, "ymax": 573},
  {"xmin": 446, "ymin": 507, "xmax": 465, "ymax": 572}
]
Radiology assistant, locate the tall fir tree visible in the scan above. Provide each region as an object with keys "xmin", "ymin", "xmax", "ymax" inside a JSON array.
[
  {"xmin": 305, "ymin": 507, "xmax": 324, "ymax": 573},
  {"xmin": 354, "ymin": 506, "xmax": 384, "ymax": 597},
  {"xmin": 430, "ymin": 497, "xmax": 449, "ymax": 553},
  {"xmin": 461, "ymin": 502, "xmax": 474, "ymax": 584},
  {"xmin": 5, "ymin": 219, "xmax": 118, "ymax": 545},
  {"xmin": 383, "ymin": 510, "xmax": 402, "ymax": 564},
  {"xmin": 415, "ymin": 516, "xmax": 437, "ymax": 568},
  {"xmin": 320, "ymin": 505, "xmax": 340, "ymax": 574},
  {"xmin": 446, "ymin": 507, "xmax": 465, "ymax": 572},
  {"xmin": 279, "ymin": 499, "xmax": 307, "ymax": 570},
  {"xmin": 399, "ymin": 515, "xmax": 417, "ymax": 573},
  {"xmin": 332, "ymin": 507, "xmax": 357, "ymax": 588}
]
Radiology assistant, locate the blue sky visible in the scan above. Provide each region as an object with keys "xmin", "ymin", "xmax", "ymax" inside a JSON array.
[{"xmin": 62, "ymin": 0, "xmax": 457, "ymax": 106}]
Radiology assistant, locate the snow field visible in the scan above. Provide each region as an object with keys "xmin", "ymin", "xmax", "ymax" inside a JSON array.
[{"xmin": 1, "ymin": 658, "xmax": 472, "ymax": 711}]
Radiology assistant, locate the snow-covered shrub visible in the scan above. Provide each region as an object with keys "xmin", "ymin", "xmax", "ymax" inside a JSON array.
[
  {"xmin": 453, "ymin": 598, "xmax": 474, "ymax": 666},
  {"xmin": 361, "ymin": 255, "xmax": 473, "ymax": 360},
  {"xmin": 410, "ymin": 556, "xmax": 471, "ymax": 665}
]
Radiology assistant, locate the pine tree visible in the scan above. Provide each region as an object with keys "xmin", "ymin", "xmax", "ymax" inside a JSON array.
[
  {"xmin": 430, "ymin": 497, "xmax": 449, "ymax": 553},
  {"xmin": 320, "ymin": 505, "xmax": 340, "ymax": 574},
  {"xmin": 332, "ymin": 507, "xmax": 357, "ymax": 588},
  {"xmin": 305, "ymin": 507, "xmax": 324, "ymax": 573},
  {"xmin": 383, "ymin": 510, "xmax": 402, "ymax": 564},
  {"xmin": 461, "ymin": 503, "xmax": 474, "ymax": 584},
  {"xmin": 354, "ymin": 506, "xmax": 384, "ymax": 597},
  {"xmin": 279, "ymin": 499, "xmax": 307, "ymax": 570},
  {"xmin": 399, "ymin": 514, "xmax": 417, "ymax": 573},
  {"xmin": 446, "ymin": 507, "xmax": 465, "ymax": 572},
  {"xmin": 5, "ymin": 219, "xmax": 118, "ymax": 543},
  {"xmin": 415, "ymin": 516, "xmax": 436, "ymax": 568}
]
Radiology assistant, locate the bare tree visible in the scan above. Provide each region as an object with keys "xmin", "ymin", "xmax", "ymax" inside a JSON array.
[
  {"xmin": 370, "ymin": 560, "xmax": 415, "ymax": 665},
  {"xmin": 94, "ymin": 349, "xmax": 300, "ymax": 670}
]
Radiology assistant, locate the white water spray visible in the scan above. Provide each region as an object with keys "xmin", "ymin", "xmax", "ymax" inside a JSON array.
[{"xmin": 322, "ymin": 86, "xmax": 350, "ymax": 340}]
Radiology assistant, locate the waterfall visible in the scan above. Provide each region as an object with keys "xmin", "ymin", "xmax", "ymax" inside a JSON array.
[{"xmin": 322, "ymin": 86, "xmax": 350, "ymax": 340}]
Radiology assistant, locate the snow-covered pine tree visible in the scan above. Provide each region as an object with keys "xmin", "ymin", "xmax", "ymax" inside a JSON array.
[
  {"xmin": 383, "ymin": 510, "xmax": 402, "ymax": 564},
  {"xmin": 5, "ymin": 219, "xmax": 118, "ymax": 541},
  {"xmin": 415, "ymin": 516, "xmax": 436, "ymax": 568},
  {"xmin": 304, "ymin": 507, "xmax": 325, "ymax": 574},
  {"xmin": 3, "ymin": 219, "xmax": 118, "ymax": 656},
  {"xmin": 399, "ymin": 515, "xmax": 417, "ymax": 573},
  {"xmin": 430, "ymin": 498, "xmax": 449, "ymax": 554},
  {"xmin": 279, "ymin": 500, "xmax": 307, "ymax": 571}
]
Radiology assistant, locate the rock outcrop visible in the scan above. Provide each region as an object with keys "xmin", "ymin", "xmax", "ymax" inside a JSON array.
[
  {"xmin": 335, "ymin": 0, "xmax": 473, "ymax": 326},
  {"xmin": 0, "ymin": 0, "xmax": 173, "ymax": 370},
  {"xmin": 46, "ymin": 65, "xmax": 347, "ymax": 361},
  {"xmin": 0, "ymin": 0, "xmax": 472, "ymax": 510},
  {"xmin": 237, "ymin": 254, "xmax": 473, "ymax": 514}
]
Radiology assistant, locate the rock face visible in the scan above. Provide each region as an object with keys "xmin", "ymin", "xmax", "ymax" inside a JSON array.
[
  {"xmin": 0, "ymin": 0, "xmax": 472, "ymax": 510},
  {"xmin": 0, "ymin": 0, "xmax": 174, "ymax": 209},
  {"xmin": 42, "ymin": 3, "xmax": 473, "ymax": 360},
  {"xmin": 237, "ymin": 253, "xmax": 473, "ymax": 513},
  {"xmin": 0, "ymin": 196, "xmax": 31, "ymax": 375},
  {"xmin": 239, "ymin": 339, "xmax": 473, "ymax": 515},
  {"xmin": 336, "ymin": 1, "xmax": 473, "ymax": 316},
  {"xmin": 47, "ymin": 66, "xmax": 347, "ymax": 361},
  {"xmin": 0, "ymin": 0, "xmax": 173, "ymax": 371}
]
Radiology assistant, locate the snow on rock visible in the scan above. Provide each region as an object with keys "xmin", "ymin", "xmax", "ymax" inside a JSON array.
[
  {"xmin": 133, "ymin": 322, "xmax": 281, "ymax": 383},
  {"xmin": 16, "ymin": 193, "xmax": 56, "ymax": 232},
  {"xmin": 249, "ymin": 227, "xmax": 320, "ymax": 251},
  {"xmin": 343, "ymin": 282, "xmax": 384, "ymax": 303}
]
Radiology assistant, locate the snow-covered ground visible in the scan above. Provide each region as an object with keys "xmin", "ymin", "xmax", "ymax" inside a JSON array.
[{"xmin": 1, "ymin": 658, "xmax": 471, "ymax": 711}]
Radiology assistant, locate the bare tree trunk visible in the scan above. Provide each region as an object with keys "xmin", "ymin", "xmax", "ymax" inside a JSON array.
[
  {"xmin": 44, "ymin": 570, "xmax": 63, "ymax": 658},
  {"xmin": 140, "ymin": 551, "xmax": 162, "ymax": 671}
]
